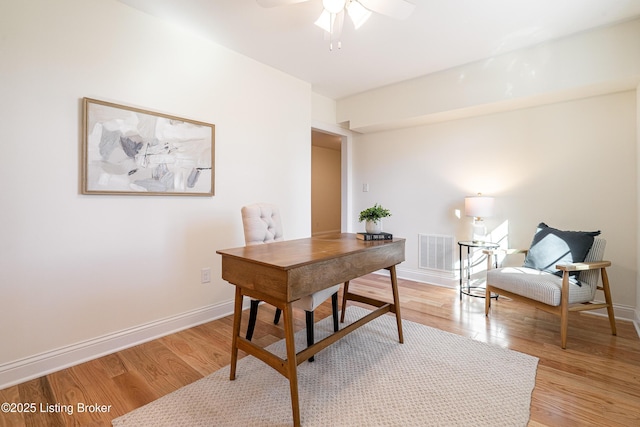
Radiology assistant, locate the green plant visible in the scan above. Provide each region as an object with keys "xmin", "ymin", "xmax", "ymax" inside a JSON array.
[{"xmin": 358, "ymin": 203, "xmax": 391, "ymax": 223}]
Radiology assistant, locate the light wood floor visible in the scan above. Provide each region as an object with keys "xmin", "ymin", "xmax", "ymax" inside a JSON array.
[{"xmin": 1, "ymin": 274, "xmax": 639, "ymax": 427}]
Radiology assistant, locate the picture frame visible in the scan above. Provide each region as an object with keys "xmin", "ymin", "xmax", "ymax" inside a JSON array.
[{"xmin": 82, "ymin": 98, "xmax": 215, "ymax": 196}]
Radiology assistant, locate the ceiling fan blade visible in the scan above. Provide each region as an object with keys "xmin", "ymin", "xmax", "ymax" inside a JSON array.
[
  {"xmin": 358, "ymin": 0, "xmax": 416, "ymax": 19},
  {"xmin": 314, "ymin": 9, "xmax": 333, "ymax": 33},
  {"xmin": 256, "ymin": 0, "xmax": 310, "ymax": 8},
  {"xmin": 347, "ymin": 0, "xmax": 372, "ymax": 29}
]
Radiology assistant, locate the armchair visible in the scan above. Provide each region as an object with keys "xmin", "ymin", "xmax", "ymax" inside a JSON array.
[{"xmin": 484, "ymin": 223, "xmax": 616, "ymax": 349}]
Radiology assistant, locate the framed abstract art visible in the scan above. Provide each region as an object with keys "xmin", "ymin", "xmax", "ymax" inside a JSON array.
[{"xmin": 82, "ymin": 98, "xmax": 215, "ymax": 196}]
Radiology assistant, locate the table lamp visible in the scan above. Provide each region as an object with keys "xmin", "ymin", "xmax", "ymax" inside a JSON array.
[{"xmin": 464, "ymin": 193, "xmax": 494, "ymax": 243}]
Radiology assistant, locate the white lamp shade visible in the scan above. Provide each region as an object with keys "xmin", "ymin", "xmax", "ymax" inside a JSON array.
[{"xmin": 465, "ymin": 195, "xmax": 494, "ymax": 219}]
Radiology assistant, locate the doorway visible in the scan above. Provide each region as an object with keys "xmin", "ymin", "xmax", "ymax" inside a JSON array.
[{"xmin": 311, "ymin": 129, "xmax": 342, "ymax": 236}]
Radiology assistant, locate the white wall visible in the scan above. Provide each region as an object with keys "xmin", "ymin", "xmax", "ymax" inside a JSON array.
[
  {"xmin": 311, "ymin": 92, "xmax": 337, "ymax": 125},
  {"xmin": 352, "ymin": 91, "xmax": 637, "ymax": 313},
  {"xmin": 0, "ymin": 0, "xmax": 312, "ymax": 386}
]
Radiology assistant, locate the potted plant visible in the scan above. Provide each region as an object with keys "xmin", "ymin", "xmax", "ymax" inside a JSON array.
[{"xmin": 359, "ymin": 203, "xmax": 391, "ymax": 234}]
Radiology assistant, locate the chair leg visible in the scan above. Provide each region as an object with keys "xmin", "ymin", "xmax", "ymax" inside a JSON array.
[
  {"xmin": 560, "ymin": 308, "xmax": 569, "ymax": 349},
  {"xmin": 331, "ymin": 293, "xmax": 339, "ymax": 332},
  {"xmin": 246, "ymin": 299, "xmax": 260, "ymax": 341},
  {"xmin": 485, "ymin": 285, "xmax": 491, "ymax": 315},
  {"xmin": 305, "ymin": 310, "xmax": 315, "ymax": 362},
  {"xmin": 560, "ymin": 273, "xmax": 570, "ymax": 349},
  {"xmin": 340, "ymin": 281, "xmax": 350, "ymax": 323},
  {"xmin": 601, "ymin": 268, "xmax": 617, "ymax": 336},
  {"xmin": 274, "ymin": 308, "xmax": 282, "ymax": 325}
]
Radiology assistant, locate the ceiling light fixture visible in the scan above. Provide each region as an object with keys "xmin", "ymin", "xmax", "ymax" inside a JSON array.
[
  {"xmin": 323, "ymin": 0, "xmax": 346, "ymax": 14},
  {"xmin": 314, "ymin": 0, "xmax": 372, "ymax": 50},
  {"xmin": 257, "ymin": 0, "xmax": 415, "ymax": 51}
]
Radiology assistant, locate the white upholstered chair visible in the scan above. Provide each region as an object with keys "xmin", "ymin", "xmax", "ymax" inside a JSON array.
[
  {"xmin": 484, "ymin": 224, "xmax": 616, "ymax": 349},
  {"xmin": 241, "ymin": 203, "xmax": 341, "ymax": 361}
]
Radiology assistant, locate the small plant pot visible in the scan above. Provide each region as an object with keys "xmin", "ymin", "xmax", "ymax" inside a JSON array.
[{"xmin": 365, "ymin": 220, "xmax": 382, "ymax": 234}]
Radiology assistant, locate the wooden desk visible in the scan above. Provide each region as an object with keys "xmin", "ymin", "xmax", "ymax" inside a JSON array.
[{"xmin": 216, "ymin": 233, "xmax": 405, "ymax": 427}]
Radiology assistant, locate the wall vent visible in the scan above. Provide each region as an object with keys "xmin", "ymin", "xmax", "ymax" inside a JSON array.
[{"xmin": 419, "ymin": 234, "xmax": 455, "ymax": 273}]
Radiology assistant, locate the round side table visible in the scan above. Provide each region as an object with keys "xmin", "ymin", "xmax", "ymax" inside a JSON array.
[{"xmin": 458, "ymin": 241, "xmax": 500, "ymax": 300}]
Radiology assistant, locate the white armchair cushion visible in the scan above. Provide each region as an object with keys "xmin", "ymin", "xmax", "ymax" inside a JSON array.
[{"xmin": 487, "ymin": 267, "xmax": 596, "ymax": 306}]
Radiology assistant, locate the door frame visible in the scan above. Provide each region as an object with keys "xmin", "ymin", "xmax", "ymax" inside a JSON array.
[{"xmin": 311, "ymin": 121, "xmax": 354, "ymax": 233}]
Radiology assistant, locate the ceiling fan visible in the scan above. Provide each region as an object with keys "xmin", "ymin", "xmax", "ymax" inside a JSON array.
[{"xmin": 257, "ymin": 0, "xmax": 416, "ymax": 50}]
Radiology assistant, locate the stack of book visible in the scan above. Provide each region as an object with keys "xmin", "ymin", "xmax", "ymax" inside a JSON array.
[{"xmin": 356, "ymin": 232, "xmax": 393, "ymax": 241}]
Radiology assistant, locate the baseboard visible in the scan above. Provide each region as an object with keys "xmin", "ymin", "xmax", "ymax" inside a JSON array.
[
  {"xmin": 583, "ymin": 303, "xmax": 637, "ymax": 324},
  {"xmin": 394, "ymin": 266, "xmax": 458, "ymax": 289},
  {"xmin": 0, "ymin": 299, "xmax": 246, "ymax": 390},
  {"xmin": 311, "ymin": 229, "xmax": 342, "ymax": 237}
]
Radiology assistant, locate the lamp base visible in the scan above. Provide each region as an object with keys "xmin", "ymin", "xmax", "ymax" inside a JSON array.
[{"xmin": 471, "ymin": 218, "xmax": 487, "ymax": 243}]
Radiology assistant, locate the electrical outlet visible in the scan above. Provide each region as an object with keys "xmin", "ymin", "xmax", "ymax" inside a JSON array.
[
  {"xmin": 201, "ymin": 267, "xmax": 211, "ymax": 283},
  {"xmin": 363, "ymin": 183, "xmax": 369, "ymax": 192}
]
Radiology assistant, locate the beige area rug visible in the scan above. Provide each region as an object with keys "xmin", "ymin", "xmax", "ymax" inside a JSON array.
[{"xmin": 112, "ymin": 306, "xmax": 538, "ymax": 427}]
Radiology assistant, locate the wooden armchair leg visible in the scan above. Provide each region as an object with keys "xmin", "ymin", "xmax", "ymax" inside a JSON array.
[
  {"xmin": 559, "ymin": 310, "xmax": 569, "ymax": 349},
  {"xmin": 485, "ymin": 285, "xmax": 491, "ymax": 315},
  {"xmin": 601, "ymin": 268, "xmax": 617, "ymax": 336},
  {"xmin": 560, "ymin": 273, "xmax": 571, "ymax": 349}
]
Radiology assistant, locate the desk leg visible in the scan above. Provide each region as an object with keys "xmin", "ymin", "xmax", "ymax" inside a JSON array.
[
  {"xmin": 282, "ymin": 302, "xmax": 301, "ymax": 427},
  {"xmin": 389, "ymin": 265, "xmax": 404, "ymax": 344},
  {"xmin": 229, "ymin": 287, "xmax": 243, "ymax": 381}
]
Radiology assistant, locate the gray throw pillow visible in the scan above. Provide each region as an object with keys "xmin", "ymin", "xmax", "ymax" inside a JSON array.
[{"xmin": 523, "ymin": 222, "xmax": 600, "ymax": 284}]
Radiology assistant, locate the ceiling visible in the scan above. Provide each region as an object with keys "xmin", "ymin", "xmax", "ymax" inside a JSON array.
[{"xmin": 117, "ymin": 0, "xmax": 640, "ymax": 100}]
